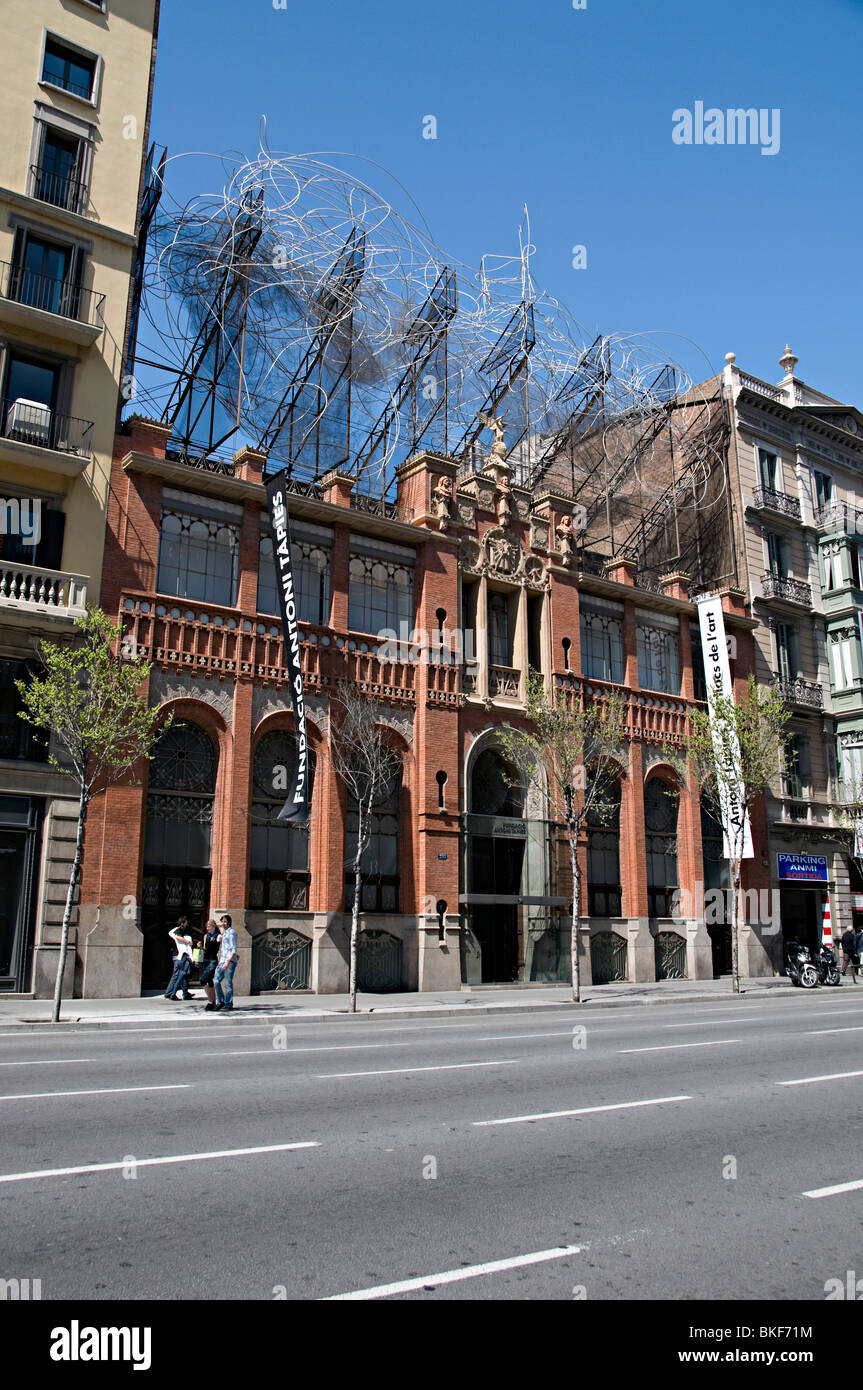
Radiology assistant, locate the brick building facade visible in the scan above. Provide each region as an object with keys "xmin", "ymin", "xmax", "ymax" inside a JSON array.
[{"xmin": 68, "ymin": 415, "xmax": 769, "ymax": 999}]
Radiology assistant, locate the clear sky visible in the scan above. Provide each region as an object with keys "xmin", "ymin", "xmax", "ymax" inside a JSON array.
[{"xmin": 149, "ymin": 0, "xmax": 863, "ymax": 403}]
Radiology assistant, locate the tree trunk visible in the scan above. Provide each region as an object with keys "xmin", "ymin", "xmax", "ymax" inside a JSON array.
[
  {"xmin": 348, "ymin": 802, "xmax": 365, "ymax": 1014},
  {"xmin": 569, "ymin": 828, "xmax": 581, "ymax": 1004},
  {"xmin": 52, "ymin": 788, "xmax": 87, "ymax": 1024},
  {"xmin": 730, "ymin": 856, "xmax": 742, "ymax": 994}
]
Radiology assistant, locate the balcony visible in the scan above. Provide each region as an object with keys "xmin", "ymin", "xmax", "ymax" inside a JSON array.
[
  {"xmin": 0, "ymin": 260, "xmax": 104, "ymax": 346},
  {"xmin": 0, "ymin": 398, "xmax": 93, "ymax": 473},
  {"xmin": 489, "ymin": 664, "xmax": 520, "ymax": 699},
  {"xmin": 772, "ymin": 674, "xmax": 824, "ymax": 709},
  {"xmin": 119, "ymin": 595, "xmax": 465, "ymax": 708},
  {"xmin": 749, "ymin": 486, "xmax": 801, "ymax": 521},
  {"xmin": 760, "ymin": 572, "xmax": 812, "ymax": 607},
  {"xmin": 28, "ymin": 163, "xmax": 88, "ymax": 217},
  {"xmin": 815, "ymin": 499, "xmax": 858, "ymax": 534},
  {"xmin": 0, "ymin": 562, "xmax": 87, "ymax": 627}
]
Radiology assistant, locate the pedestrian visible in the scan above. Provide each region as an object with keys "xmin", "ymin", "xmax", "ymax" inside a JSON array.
[
  {"xmin": 840, "ymin": 925, "xmax": 858, "ymax": 982},
  {"xmin": 213, "ymin": 913, "xmax": 238, "ymax": 1013},
  {"xmin": 163, "ymin": 918, "xmax": 196, "ymax": 1000},
  {"xmin": 199, "ymin": 918, "xmax": 222, "ymax": 1011},
  {"xmin": 856, "ymin": 926, "xmax": 863, "ymax": 979}
]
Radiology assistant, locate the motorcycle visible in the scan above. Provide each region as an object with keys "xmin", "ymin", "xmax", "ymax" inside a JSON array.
[
  {"xmin": 784, "ymin": 940, "xmax": 819, "ymax": 989},
  {"xmin": 816, "ymin": 941, "xmax": 842, "ymax": 987}
]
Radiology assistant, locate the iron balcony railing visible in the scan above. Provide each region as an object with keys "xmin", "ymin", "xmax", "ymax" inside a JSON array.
[
  {"xmin": 1, "ymin": 260, "xmax": 104, "ymax": 327},
  {"xmin": 2, "ymin": 397, "xmax": 94, "ymax": 457},
  {"xmin": 750, "ymin": 486, "xmax": 801, "ymax": 520},
  {"xmin": 761, "ymin": 571, "xmax": 812, "ymax": 606},
  {"xmin": 772, "ymin": 673, "xmax": 824, "ymax": 709},
  {"xmin": 29, "ymin": 163, "xmax": 88, "ymax": 216}
]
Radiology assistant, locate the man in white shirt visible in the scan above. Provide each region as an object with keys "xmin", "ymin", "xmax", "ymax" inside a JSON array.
[
  {"xmin": 213, "ymin": 913, "xmax": 239, "ymax": 1012},
  {"xmin": 163, "ymin": 918, "xmax": 195, "ymax": 1001}
]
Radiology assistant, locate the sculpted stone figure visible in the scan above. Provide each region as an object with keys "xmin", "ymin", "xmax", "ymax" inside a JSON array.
[
  {"xmin": 479, "ymin": 411, "xmax": 509, "ymax": 467},
  {"xmin": 556, "ymin": 513, "xmax": 574, "ymax": 566},
  {"xmin": 496, "ymin": 474, "xmax": 512, "ymax": 528},
  {"xmin": 431, "ymin": 474, "xmax": 453, "ymax": 531}
]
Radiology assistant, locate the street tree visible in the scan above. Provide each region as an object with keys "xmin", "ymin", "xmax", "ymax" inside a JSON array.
[
  {"xmin": 496, "ymin": 670, "xmax": 629, "ymax": 1003},
  {"xmin": 16, "ymin": 607, "xmax": 167, "ymax": 1022},
  {"xmin": 686, "ymin": 675, "xmax": 791, "ymax": 993},
  {"xmin": 328, "ymin": 683, "xmax": 402, "ymax": 1012}
]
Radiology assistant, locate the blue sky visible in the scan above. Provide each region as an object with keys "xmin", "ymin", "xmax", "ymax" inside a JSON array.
[{"xmin": 149, "ymin": 0, "xmax": 863, "ymax": 403}]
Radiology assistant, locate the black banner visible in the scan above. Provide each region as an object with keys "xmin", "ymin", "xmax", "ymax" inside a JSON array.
[{"xmin": 265, "ymin": 471, "xmax": 310, "ymax": 823}]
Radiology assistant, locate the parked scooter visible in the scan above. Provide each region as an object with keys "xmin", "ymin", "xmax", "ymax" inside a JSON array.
[
  {"xmin": 815, "ymin": 940, "xmax": 842, "ymax": 987},
  {"xmin": 784, "ymin": 939, "xmax": 819, "ymax": 988}
]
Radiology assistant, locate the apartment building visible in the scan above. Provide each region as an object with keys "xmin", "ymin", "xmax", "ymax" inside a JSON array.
[
  {"xmin": 722, "ymin": 345, "xmax": 863, "ymax": 950},
  {"xmin": 0, "ymin": 0, "xmax": 160, "ymax": 995}
]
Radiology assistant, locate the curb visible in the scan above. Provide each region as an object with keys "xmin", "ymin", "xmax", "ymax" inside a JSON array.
[{"xmin": 0, "ymin": 983, "xmax": 804, "ymax": 1032}]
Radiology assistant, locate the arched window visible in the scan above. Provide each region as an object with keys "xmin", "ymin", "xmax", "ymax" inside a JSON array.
[
  {"xmin": 470, "ymin": 748, "xmax": 524, "ymax": 818},
  {"xmin": 587, "ymin": 781, "xmax": 622, "ymax": 916},
  {"xmin": 249, "ymin": 730, "xmax": 316, "ymax": 910},
  {"xmin": 645, "ymin": 779, "xmax": 679, "ymax": 917},
  {"xmin": 345, "ymin": 759, "xmax": 401, "ymax": 913},
  {"xmin": 145, "ymin": 721, "xmax": 217, "ymax": 868}
]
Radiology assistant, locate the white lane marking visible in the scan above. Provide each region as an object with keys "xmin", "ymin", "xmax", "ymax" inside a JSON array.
[
  {"xmin": 618, "ymin": 1040, "xmax": 742, "ymax": 1054},
  {"xmin": 0, "ymin": 1084, "xmax": 190, "ymax": 1103},
  {"xmin": 205, "ymin": 1032, "xmax": 575, "ymax": 1058},
  {"xmin": 323, "ymin": 1243, "xmax": 584, "ymax": 1300},
  {"xmin": 0, "ymin": 1058, "xmax": 96, "ymax": 1066},
  {"xmin": 803, "ymin": 1178, "xmax": 863, "ymax": 1200},
  {"xmin": 806, "ymin": 1025, "xmax": 863, "ymax": 1035},
  {"xmin": 474, "ymin": 1095, "xmax": 693, "ymax": 1127},
  {"xmin": 778, "ymin": 1069, "xmax": 863, "ymax": 1087},
  {"xmin": 319, "ymin": 1060, "xmax": 520, "ymax": 1079},
  {"xmin": 663, "ymin": 1017, "xmax": 778, "ymax": 1028},
  {"xmin": 0, "ymin": 1140, "xmax": 321, "ymax": 1186},
  {"xmin": 203, "ymin": 1043, "xmax": 419, "ymax": 1057}
]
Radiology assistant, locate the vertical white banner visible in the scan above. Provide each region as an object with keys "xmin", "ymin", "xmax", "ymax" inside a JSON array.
[{"xmin": 697, "ymin": 596, "xmax": 753, "ymax": 860}]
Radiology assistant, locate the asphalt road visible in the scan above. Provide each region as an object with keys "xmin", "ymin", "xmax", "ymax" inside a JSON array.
[{"xmin": 1, "ymin": 989, "xmax": 862, "ymax": 1301}]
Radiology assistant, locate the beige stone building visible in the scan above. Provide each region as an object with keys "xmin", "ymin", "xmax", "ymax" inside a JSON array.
[
  {"xmin": 0, "ymin": 0, "xmax": 160, "ymax": 995},
  {"xmin": 722, "ymin": 345, "xmax": 863, "ymax": 952}
]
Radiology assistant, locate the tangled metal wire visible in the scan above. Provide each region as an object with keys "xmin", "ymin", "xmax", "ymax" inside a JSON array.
[{"xmin": 135, "ymin": 144, "xmax": 722, "ymax": 523}]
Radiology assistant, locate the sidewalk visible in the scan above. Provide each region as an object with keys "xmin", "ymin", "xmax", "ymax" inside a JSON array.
[{"xmin": 0, "ymin": 976, "xmax": 799, "ymax": 1030}]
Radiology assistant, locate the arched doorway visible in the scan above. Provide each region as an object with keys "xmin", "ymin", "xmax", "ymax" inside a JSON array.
[
  {"xmin": 344, "ymin": 759, "xmax": 401, "ymax": 914},
  {"xmin": 249, "ymin": 730, "xmax": 316, "ymax": 911},
  {"xmin": 141, "ymin": 721, "xmax": 217, "ymax": 990},
  {"xmin": 645, "ymin": 779, "xmax": 679, "ymax": 918}
]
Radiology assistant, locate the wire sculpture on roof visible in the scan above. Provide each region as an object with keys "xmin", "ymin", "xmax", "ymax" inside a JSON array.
[{"xmin": 130, "ymin": 143, "xmax": 731, "ymax": 583}]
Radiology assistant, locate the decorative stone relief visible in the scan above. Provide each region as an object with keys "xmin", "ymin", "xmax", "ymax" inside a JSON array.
[
  {"xmin": 149, "ymin": 671, "xmax": 235, "ymax": 728},
  {"xmin": 485, "ymin": 526, "xmax": 521, "ymax": 576},
  {"xmin": 253, "ymin": 687, "xmax": 330, "ymax": 738},
  {"xmin": 371, "ymin": 703, "xmax": 415, "ymax": 748},
  {"xmin": 456, "ymin": 492, "xmax": 477, "ymax": 530},
  {"xmin": 459, "ymin": 529, "xmax": 547, "ymax": 589},
  {"xmin": 459, "ymin": 537, "xmax": 482, "ymax": 572},
  {"xmin": 529, "ymin": 517, "xmax": 550, "ymax": 552}
]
